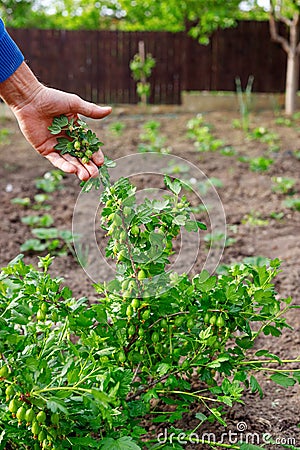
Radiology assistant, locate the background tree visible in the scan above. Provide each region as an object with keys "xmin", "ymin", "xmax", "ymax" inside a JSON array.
[
  {"xmin": 0, "ymin": 0, "xmax": 35, "ymax": 27},
  {"xmin": 118, "ymin": 0, "xmax": 245, "ymax": 43},
  {"xmin": 268, "ymin": 0, "xmax": 300, "ymax": 115},
  {"xmin": 1, "ymin": 0, "xmax": 124, "ymax": 30}
]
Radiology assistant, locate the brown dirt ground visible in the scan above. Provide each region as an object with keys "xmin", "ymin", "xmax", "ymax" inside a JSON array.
[{"xmin": 0, "ymin": 104, "xmax": 300, "ymax": 449}]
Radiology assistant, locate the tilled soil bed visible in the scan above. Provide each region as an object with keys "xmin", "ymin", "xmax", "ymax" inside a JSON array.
[{"xmin": 0, "ymin": 104, "xmax": 299, "ymax": 448}]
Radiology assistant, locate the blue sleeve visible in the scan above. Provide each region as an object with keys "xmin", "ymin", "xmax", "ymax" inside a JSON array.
[{"xmin": 0, "ymin": 19, "xmax": 24, "ymax": 83}]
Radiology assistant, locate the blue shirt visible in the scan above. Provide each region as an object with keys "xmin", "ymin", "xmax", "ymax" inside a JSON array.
[{"xmin": 0, "ymin": 19, "xmax": 24, "ymax": 83}]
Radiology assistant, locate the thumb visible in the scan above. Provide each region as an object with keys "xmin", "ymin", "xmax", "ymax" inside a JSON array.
[{"xmin": 72, "ymin": 95, "xmax": 112, "ymax": 119}]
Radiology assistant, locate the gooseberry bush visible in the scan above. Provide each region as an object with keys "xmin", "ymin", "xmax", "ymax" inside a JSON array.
[{"xmin": 1, "ymin": 130, "xmax": 300, "ymax": 449}]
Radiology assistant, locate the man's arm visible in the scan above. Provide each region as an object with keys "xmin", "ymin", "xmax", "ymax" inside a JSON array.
[{"xmin": 0, "ymin": 18, "xmax": 24, "ymax": 83}]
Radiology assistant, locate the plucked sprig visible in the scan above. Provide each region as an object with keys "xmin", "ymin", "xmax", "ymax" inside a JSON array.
[{"xmin": 48, "ymin": 115, "xmax": 104, "ymax": 164}]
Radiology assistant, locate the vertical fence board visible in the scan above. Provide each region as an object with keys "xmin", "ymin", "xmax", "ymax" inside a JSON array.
[{"xmin": 8, "ymin": 21, "xmax": 290, "ymax": 105}]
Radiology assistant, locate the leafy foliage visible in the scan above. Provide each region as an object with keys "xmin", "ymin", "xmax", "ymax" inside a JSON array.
[
  {"xmin": 118, "ymin": 0, "xmax": 266, "ymax": 42},
  {"xmin": 130, "ymin": 51, "xmax": 156, "ymax": 104},
  {"xmin": 186, "ymin": 114, "xmax": 225, "ymax": 152},
  {"xmin": 2, "ymin": 164, "xmax": 299, "ymax": 449},
  {"xmin": 137, "ymin": 120, "xmax": 171, "ymax": 153},
  {"xmin": 48, "ymin": 115, "xmax": 103, "ymax": 164},
  {"xmin": 2, "ymin": 0, "xmax": 269, "ymax": 36}
]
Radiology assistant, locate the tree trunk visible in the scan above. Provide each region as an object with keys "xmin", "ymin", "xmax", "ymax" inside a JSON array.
[
  {"xmin": 285, "ymin": 50, "xmax": 299, "ymax": 116},
  {"xmin": 269, "ymin": 9, "xmax": 300, "ymax": 116}
]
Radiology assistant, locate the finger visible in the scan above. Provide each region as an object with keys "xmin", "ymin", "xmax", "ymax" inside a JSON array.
[
  {"xmin": 62, "ymin": 153, "xmax": 92, "ymax": 180},
  {"xmin": 71, "ymin": 95, "xmax": 112, "ymax": 120},
  {"xmin": 46, "ymin": 152, "xmax": 91, "ymax": 181},
  {"xmin": 91, "ymin": 148, "xmax": 105, "ymax": 166},
  {"xmin": 62, "ymin": 153, "xmax": 100, "ymax": 180},
  {"xmin": 44, "ymin": 152, "xmax": 77, "ymax": 174},
  {"xmin": 81, "ymin": 160, "xmax": 100, "ymax": 179}
]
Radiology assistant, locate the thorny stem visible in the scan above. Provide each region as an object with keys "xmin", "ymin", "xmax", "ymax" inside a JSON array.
[{"xmin": 252, "ymin": 304, "xmax": 291, "ymax": 341}]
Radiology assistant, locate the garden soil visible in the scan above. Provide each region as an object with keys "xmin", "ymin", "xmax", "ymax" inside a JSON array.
[{"xmin": 0, "ymin": 105, "xmax": 300, "ymax": 448}]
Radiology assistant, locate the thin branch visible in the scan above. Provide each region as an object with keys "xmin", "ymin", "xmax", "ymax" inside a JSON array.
[
  {"xmin": 277, "ymin": 14, "xmax": 293, "ymax": 27},
  {"xmin": 292, "ymin": 11, "xmax": 300, "ymax": 27},
  {"xmin": 269, "ymin": 12, "xmax": 291, "ymax": 53}
]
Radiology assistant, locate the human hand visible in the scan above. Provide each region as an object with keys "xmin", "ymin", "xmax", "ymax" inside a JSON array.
[
  {"xmin": 15, "ymin": 86, "xmax": 112, "ymax": 180},
  {"xmin": 0, "ymin": 62, "xmax": 112, "ymax": 180}
]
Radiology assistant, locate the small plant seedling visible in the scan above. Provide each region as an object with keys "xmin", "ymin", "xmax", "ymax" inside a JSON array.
[
  {"xmin": 293, "ymin": 149, "xmax": 300, "ymax": 160},
  {"xmin": 21, "ymin": 214, "xmax": 54, "ymax": 227},
  {"xmin": 0, "ymin": 127, "xmax": 10, "ymax": 145},
  {"xmin": 163, "ymin": 160, "xmax": 191, "ymax": 175},
  {"xmin": 248, "ymin": 127, "xmax": 280, "ymax": 153},
  {"xmin": 271, "ymin": 176, "xmax": 296, "ymax": 195},
  {"xmin": 249, "ymin": 156, "xmax": 274, "ymax": 172},
  {"xmin": 275, "ymin": 112, "xmax": 300, "ymax": 128},
  {"xmin": 270, "ymin": 211, "xmax": 285, "ymax": 220},
  {"xmin": 32, "ymin": 194, "xmax": 51, "ymax": 211},
  {"xmin": 186, "ymin": 114, "xmax": 225, "ymax": 152},
  {"xmin": 284, "ymin": 197, "xmax": 300, "ymax": 211},
  {"xmin": 242, "ymin": 212, "xmax": 269, "ymax": 227},
  {"xmin": 275, "ymin": 116, "xmax": 293, "ymax": 127},
  {"xmin": 20, "ymin": 227, "xmax": 75, "ymax": 255},
  {"xmin": 138, "ymin": 120, "xmax": 171, "ymax": 154},
  {"xmin": 35, "ymin": 170, "xmax": 64, "ymax": 193},
  {"xmin": 204, "ymin": 231, "xmax": 236, "ymax": 248},
  {"xmin": 11, "ymin": 197, "xmax": 31, "ymax": 207},
  {"xmin": 48, "ymin": 115, "xmax": 103, "ymax": 164},
  {"xmin": 108, "ymin": 121, "xmax": 126, "ymax": 137},
  {"xmin": 219, "ymin": 145, "xmax": 237, "ymax": 156},
  {"xmin": 235, "ymin": 75, "xmax": 254, "ymax": 132}
]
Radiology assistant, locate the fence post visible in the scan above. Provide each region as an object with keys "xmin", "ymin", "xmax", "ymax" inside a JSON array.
[{"xmin": 138, "ymin": 40, "xmax": 147, "ymax": 105}]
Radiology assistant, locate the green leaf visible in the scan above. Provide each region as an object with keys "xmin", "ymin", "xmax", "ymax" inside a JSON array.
[
  {"xmin": 209, "ymin": 408, "xmax": 227, "ymax": 427},
  {"xmin": 263, "ymin": 325, "xmax": 282, "ymax": 337},
  {"xmin": 25, "ymin": 356, "xmax": 39, "ymax": 371},
  {"xmin": 91, "ymin": 389, "xmax": 112, "ymax": 407},
  {"xmin": 69, "ymin": 436, "xmax": 100, "ymax": 447},
  {"xmin": 53, "ymin": 137, "xmax": 71, "ymax": 151},
  {"xmin": 32, "ymin": 227, "xmax": 60, "ymax": 240},
  {"xmin": 46, "ymin": 398, "xmax": 68, "ymax": 415},
  {"xmin": 195, "ymin": 412, "xmax": 207, "ymax": 423},
  {"xmin": 164, "ymin": 175, "xmax": 182, "ymax": 195},
  {"xmin": 48, "ymin": 115, "xmax": 69, "ymax": 133},
  {"xmin": 239, "ymin": 444, "xmax": 265, "ymax": 450},
  {"xmin": 20, "ymin": 239, "xmax": 48, "ymax": 252},
  {"xmin": 100, "ymin": 436, "xmax": 141, "ymax": 450},
  {"xmin": 194, "ymin": 271, "xmax": 216, "ymax": 292},
  {"xmin": 11, "ymin": 196, "xmax": 31, "ymax": 206},
  {"xmin": 270, "ymin": 373, "xmax": 296, "ymax": 388},
  {"xmin": 236, "ymin": 337, "xmax": 254, "ymax": 349},
  {"xmin": 250, "ymin": 375, "xmax": 263, "ymax": 399},
  {"xmin": 48, "ymin": 124, "xmax": 62, "ymax": 134},
  {"xmin": 156, "ymin": 363, "xmax": 170, "ymax": 376},
  {"xmin": 184, "ymin": 219, "xmax": 198, "ymax": 232},
  {"xmin": 292, "ymin": 371, "xmax": 300, "ymax": 383},
  {"xmin": 255, "ymin": 349, "xmax": 281, "ymax": 363},
  {"xmin": 173, "ymin": 214, "xmax": 186, "ymax": 226},
  {"xmin": 196, "ymin": 220, "xmax": 207, "ymax": 230}
]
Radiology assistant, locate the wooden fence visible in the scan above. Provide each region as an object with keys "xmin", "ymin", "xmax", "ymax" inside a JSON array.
[{"xmin": 8, "ymin": 21, "xmax": 288, "ymax": 105}]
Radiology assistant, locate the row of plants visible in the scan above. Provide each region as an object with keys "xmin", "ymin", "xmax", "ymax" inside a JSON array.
[
  {"xmin": 106, "ymin": 111, "xmax": 300, "ymax": 216},
  {"xmin": 11, "ymin": 171, "xmax": 76, "ymax": 256}
]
